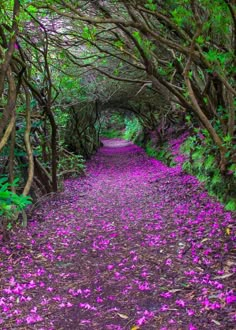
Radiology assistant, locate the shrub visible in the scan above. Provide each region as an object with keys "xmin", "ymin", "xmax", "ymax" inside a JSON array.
[
  {"xmin": 123, "ymin": 117, "xmax": 142, "ymax": 141},
  {"xmin": 0, "ymin": 177, "xmax": 32, "ymax": 238},
  {"xmin": 58, "ymin": 153, "xmax": 86, "ymax": 176},
  {"xmin": 145, "ymin": 141, "xmax": 176, "ymax": 167},
  {"xmin": 181, "ymin": 134, "xmax": 236, "ymax": 211}
]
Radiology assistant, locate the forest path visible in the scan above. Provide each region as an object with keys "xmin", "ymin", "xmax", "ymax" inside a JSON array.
[{"xmin": 0, "ymin": 139, "xmax": 235, "ymax": 330}]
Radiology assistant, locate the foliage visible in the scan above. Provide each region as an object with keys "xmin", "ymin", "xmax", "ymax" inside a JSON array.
[
  {"xmin": 0, "ymin": 0, "xmax": 235, "ymax": 233},
  {"xmin": 0, "ymin": 177, "xmax": 32, "ymax": 233},
  {"xmin": 123, "ymin": 117, "xmax": 142, "ymax": 141},
  {"xmin": 101, "ymin": 129, "xmax": 123, "ymax": 139},
  {"xmin": 145, "ymin": 141, "xmax": 176, "ymax": 167},
  {"xmin": 58, "ymin": 153, "xmax": 86, "ymax": 176},
  {"xmin": 101, "ymin": 113, "xmax": 125, "ymax": 138},
  {"xmin": 0, "ymin": 177, "xmax": 31, "ymax": 218},
  {"xmin": 181, "ymin": 134, "xmax": 236, "ymax": 211},
  {"xmin": 101, "ymin": 115, "xmax": 142, "ymax": 141}
]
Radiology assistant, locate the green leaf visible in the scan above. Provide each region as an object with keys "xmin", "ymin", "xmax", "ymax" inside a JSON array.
[
  {"xmin": 196, "ymin": 35, "xmax": 204, "ymax": 45},
  {"xmin": 27, "ymin": 5, "xmax": 37, "ymax": 14},
  {"xmin": 114, "ymin": 40, "xmax": 124, "ymax": 49},
  {"xmin": 132, "ymin": 31, "xmax": 142, "ymax": 45},
  {"xmin": 204, "ymin": 155, "xmax": 215, "ymax": 170},
  {"xmin": 205, "ymin": 49, "xmax": 218, "ymax": 62},
  {"xmin": 212, "ymin": 171, "xmax": 221, "ymax": 185},
  {"xmin": 82, "ymin": 26, "xmax": 96, "ymax": 41},
  {"xmin": 145, "ymin": 2, "xmax": 157, "ymax": 11},
  {"xmin": 225, "ymin": 199, "xmax": 236, "ymax": 211},
  {"xmin": 223, "ymin": 134, "xmax": 231, "ymax": 143}
]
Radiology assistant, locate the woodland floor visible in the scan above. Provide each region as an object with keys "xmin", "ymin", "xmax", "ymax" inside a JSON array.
[{"xmin": 0, "ymin": 139, "xmax": 235, "ymax": 330}]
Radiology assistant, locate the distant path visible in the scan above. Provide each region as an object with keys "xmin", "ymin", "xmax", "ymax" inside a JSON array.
[{"xmin": 0, "ymin": 139, "xmax": 235, "ymax": 329}]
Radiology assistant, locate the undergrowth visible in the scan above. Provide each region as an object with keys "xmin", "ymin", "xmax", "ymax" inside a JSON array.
[
  {"xmin": 145, "ymin": 141, "xmax": 176, "ymax": 167},
  {"xmin": 123, "ymin": 117, "xmax": 142, "ymax": 141},
  {"xmin": 181, "ymin": 133, "xmax": 236, "ymax": 211},
  {"xmin": 0, "ymin": 177, "xmax": 32, "ymax": 237},
  {"xmin": 101, "ymin": 113, "xmax": 125, "ymax": 138},
  {"xmin": 101, "ymin": 129, "xmax": 123, "ymax": 138},
  {"xmin": 58, "ymin": 153, "xmax": 85, "ymax": 176},
  {"xmin": 100, "ymin": 115, "xmax": 236, "ymax": 211}
]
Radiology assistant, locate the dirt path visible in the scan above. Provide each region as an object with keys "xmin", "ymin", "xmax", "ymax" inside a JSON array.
[{"xmin": 0, "ymin": 139, "xmax": 235, "ymax": 329}]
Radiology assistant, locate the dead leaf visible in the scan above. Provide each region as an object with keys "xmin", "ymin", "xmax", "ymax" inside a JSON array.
[
  {"xmin": 214, "ymin": 273, "xmax": 233, "ymax": 280},
  {"xmin": 225, "ymin": 227, "xmax": 231, "ymax": 235},
  {"xmin": 169, "ymin": 289, "xmax": 182, "ymax": 293},
  {"xmin": 117, "ymin": 313, "xmax": 129, "ymax": 319},
  {"xmin": 131, "ymin": 326, "xmax": 140, "ymax": 330},
  {"xmin": 212, "ymin": 319, "xmax": 221, "ymax": 326}
]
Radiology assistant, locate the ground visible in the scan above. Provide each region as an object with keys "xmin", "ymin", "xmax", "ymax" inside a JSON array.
[{"xmin": 0, "ymin": 139, "xmax": 235, "ymax": 330}]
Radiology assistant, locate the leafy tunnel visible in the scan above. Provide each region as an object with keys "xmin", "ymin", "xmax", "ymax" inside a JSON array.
[
  {"xmin": 0, "ymin": 0, "xmax": 236, "ymax": 233},
  {"xmin": 0, "ymin": 2, "xmax": 236, "ymax": 329}
]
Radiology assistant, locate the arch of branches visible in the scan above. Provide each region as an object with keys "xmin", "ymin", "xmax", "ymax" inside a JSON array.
[{"xmin": 0, "ymin": 0, "xmax": 235, "ymax": 225}]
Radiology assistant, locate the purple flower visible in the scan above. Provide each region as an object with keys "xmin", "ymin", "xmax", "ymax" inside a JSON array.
[
  {"xmin": 176, "ymin": 299, "xmax": 185, "ymax": 307},
  {"xmin": 160, "ymin": 292, "xmax": 172, "ymax": 298},
  {"xmin": 26, "ymin": 314, "xmax": 43, "ymax": 324},
  {"xmin": 107, "ymin": 264, "xmax": 114, "ymax": 270},
  {"xmin": 165, "ymin": 258, "xmax": 172, "ymax": 266},
  {"xmin": 137, "ymin": 316, "xmax": 146, "ymax": 325},
  {"xmin": 187, "ymin": 309, "xmax": 195, "ymax": 316},
  {"xmin": 226, "ymin": 294, "xmax": 236, "ymax": 304},
  {"xmin": 160, "ymin": 304, "xmax": 169, "ymax": 311}
]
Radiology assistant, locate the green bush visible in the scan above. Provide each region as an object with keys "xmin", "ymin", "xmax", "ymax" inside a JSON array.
[
  {"xmin": 101, "ymin": 129, "xmax": 122, "ymax": 138},
  {"xmin": 58, "ymin": 153, "xmax": 86, "ymax": 175},
  {"xmin": 100, "ymin": 115, "xmax": 142, "ymax": 140},
  {"xmin": 100, "ymin": 113, "xmax": 125, "ymax": 138},
  {"xmin": 0, "ymin": 177, "xmax": 31, "ymax": 218},
  {"xmin": 123, "ymin": 117, "xmax": 142, "ymax": 141},
  {"xmin": 0, "ymin": 177, "xmax": 32, "ymax": 233},
  {"xmin": 181, "ymin": 134, "xmax": 236, "ymax": 211},
  {"xmin": 145, "ymin": 141, "xmax": 176, "ymax": 167}
]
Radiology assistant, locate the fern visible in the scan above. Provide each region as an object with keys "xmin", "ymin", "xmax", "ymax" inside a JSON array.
[
  {"xmin": 183, "ymin": 161, "xmax": 192, "ymax": 172},
  {"xmin": 212, "ymin": 171, "xmax": 221, "ymax": 185},
  {"xmin": 204, "ymin": 155, "xmax": 215, "ymax": 170},
  {"xmin": 192, "ymin": 149, "xmax": 202, "ymax": 161},
  {"xmin": 123, "ymin": 117, "xmax": 142, "ymax": 141},
  {"xmin": 197, "ymin": 173, "xmax": 206, "ymax": 182},
  {"xmin": 0, "ymin": 177, "xmax": 32, "ymax": 218},
  {"xmin": 181, "ymin": 131, "xmax": 236, "ymax": 210},
  {"xmin": 225, "ymin": 199, "xmax": 236, "ymax": 211},
  {"xmin": 181, "ymin": 136, "xmax": 196, "ymax": 154}
]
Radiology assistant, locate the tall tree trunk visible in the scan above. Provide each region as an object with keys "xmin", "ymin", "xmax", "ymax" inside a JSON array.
[
  {"xmin": 46, "ymin": 108, "xmax": 58, "ymax": 192},
  {"xmin": 22, "ymin": 85, "xmax": 34, "ymax": 196},
  {"xmin": 9, "ymin": 124, "xmax": 16, "ymax": 193},
  {"xmin": 0, "ymin": 0, "xmax": 20, "ymax": 97}
]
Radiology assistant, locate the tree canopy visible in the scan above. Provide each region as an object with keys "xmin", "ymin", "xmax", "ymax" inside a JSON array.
[{"xmin": 0, "ymin": 0, "xmax": 235, "ymax": 232}]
